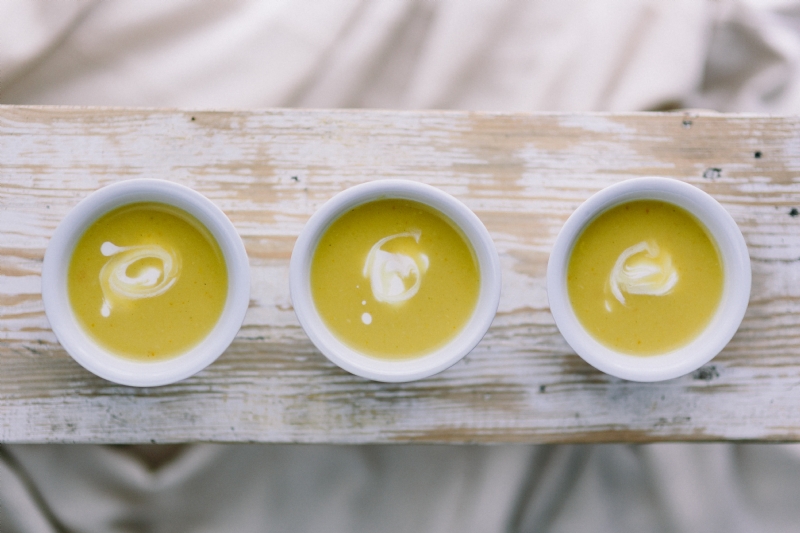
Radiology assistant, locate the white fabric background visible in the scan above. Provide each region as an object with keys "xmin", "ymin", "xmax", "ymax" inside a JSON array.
[
  {"xmin": 5, "ymin": 0, "xmax": 799, "ymax": 112},
  {"xmin": 2, "ymin": 1, "xmax": 800, "ymax": 531}
]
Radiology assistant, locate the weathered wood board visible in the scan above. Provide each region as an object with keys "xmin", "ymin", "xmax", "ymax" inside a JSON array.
[{"xmin": 1, "ymin": 106, "xmax": 799, "ymax": 443}]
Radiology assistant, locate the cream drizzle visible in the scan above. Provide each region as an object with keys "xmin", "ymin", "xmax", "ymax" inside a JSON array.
[
  {"xmin": 362, "ymin": 230, "xmax": 429, "ymax": 305},
  {"xmin": 98, "ymin": 241, "xmax": 181, "ymax": 317},
  {"xmin": 609, "ymin": 240, "xmax": 678, "ymax": 306}
]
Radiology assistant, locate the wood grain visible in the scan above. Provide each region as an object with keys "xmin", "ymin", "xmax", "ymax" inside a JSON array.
[{"xmin": 1, "ymin": 106, "xmax": 799, "ymax": 443}]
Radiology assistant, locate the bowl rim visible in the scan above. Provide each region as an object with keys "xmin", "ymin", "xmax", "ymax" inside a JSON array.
[
  {"xmin": 41, "ymin": 179, "xmax": 250, "ymax": 387},
  {"xmin": 546, "ymin": 176, "xmax": 751, "ymax": 382},
  {"xmin": 289, "ymin": 179, "xmax": 502, "ymax": 382}
]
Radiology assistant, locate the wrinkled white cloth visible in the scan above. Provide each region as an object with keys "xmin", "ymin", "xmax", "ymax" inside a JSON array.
[
  {"xmin": 4, "ymin": 0, "xmax": 797, "ymax": 112},
  {"xmin": 5, "ymin": 444, "xmax": 800, "ymax": 533},
  {"xmin": 2, "ymin": 1, "xmax": 800, "ymax": 532}
]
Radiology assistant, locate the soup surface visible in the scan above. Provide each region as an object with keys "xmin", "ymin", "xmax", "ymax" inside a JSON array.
[
  {"xmin": 311, "ymin": 198, "xmax": 480, "ymax": 359},
  {"xmin": 68, "ymin": 202, "xmax": 228, "ymax": 360},
  {"xmin": 567, "ymin": 200, "xmax": 723, "ymax": 355}
]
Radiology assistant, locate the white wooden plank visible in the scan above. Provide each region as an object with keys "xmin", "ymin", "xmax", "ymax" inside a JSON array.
[{"xmin": 1, "ymin": 107, "xmax": 799, "ymax": 443}]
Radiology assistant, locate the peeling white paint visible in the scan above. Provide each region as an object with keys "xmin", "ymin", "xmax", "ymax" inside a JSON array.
[{"xmin": 0, "ymin": 108, "xmax": 799, "ymax": 444}]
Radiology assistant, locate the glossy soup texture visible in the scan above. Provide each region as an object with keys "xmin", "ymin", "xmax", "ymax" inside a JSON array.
[
  {"xmin": 567, "ymin": 200, "xmax": 723, "ymax": 355},
  {"xmin": 68, "ymin": 202, "xmax": 228, "ymax": 360},
  {"xmin": 311, "ymin": 199, "xmax": 480, "ymax": 359}
]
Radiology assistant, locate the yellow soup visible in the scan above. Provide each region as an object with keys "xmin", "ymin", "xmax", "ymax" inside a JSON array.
[
  {"xmin": 68, "ymin": 202, "xmax": 228, "ymax": 361},
  {"xmin": 567, "ymin": 200, "xmax": 723, "ymax": 355},
  {"xmin": 311, "ymin": 199, "xmax": 480, "ymax": 359}
]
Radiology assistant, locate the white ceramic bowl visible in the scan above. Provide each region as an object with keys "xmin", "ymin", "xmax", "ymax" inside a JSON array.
[
  {"xmin": 547, "ymin": 177, "xmax": 751, "ymax": 382},
  {"xmin": 42, "ymin": 179, "xmax": 250, "ymax": 387},
  {"xmin": 290, "ymin": 180, "xmax": 501, "ymax": 382}
]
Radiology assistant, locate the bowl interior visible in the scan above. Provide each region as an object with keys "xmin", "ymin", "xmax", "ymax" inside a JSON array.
[
  {"xmin": 290, "ymin": 180, "xmax": 501, "ymax": 382},
  {"xmin": 547, "ymin": 177, "xmax": 751, "ymax": 382},
  {"xmin": 42, "ymin": 179, "xmax": 250, "ymax": 387}
]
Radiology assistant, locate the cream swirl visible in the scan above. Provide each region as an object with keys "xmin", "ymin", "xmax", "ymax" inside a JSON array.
[
  {"xmin": 609, "ymin": 240, "xmax": 678, "ymax": 306},
  {"xmin": 363, "ymin": 230, "xmax": 429, "ymax": 304},
  {"xmin": 98, "ymin": 241, "xmax": 181, "ymax": 317}
]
